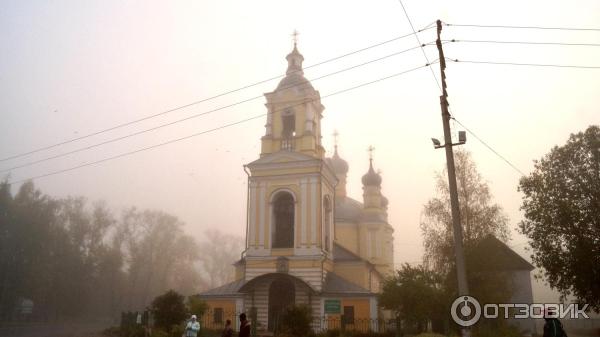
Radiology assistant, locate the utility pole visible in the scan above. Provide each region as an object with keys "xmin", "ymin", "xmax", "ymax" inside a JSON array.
[{"xmin": 434, "ymin": 19, "xmax": 471, "ymax": 337}]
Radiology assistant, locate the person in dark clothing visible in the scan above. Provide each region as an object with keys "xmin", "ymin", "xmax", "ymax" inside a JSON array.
[
  {"xmin": 543, "ymin": 309, "xmax": 567, "ymax": 337},
  {"xmin": 221, "ymin": 319, "xmax": 233, "ymax": 337},
  {"xmin": 238, "ymin": 313, "xmax": 251, "ymax": 337}
]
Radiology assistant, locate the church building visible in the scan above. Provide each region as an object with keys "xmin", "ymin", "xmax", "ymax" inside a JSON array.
[{"xmin": 199, "ymin": 42, "xmax": 395, "ymax": 333}]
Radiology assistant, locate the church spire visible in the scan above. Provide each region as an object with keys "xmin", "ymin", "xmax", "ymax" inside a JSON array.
[{"xmin": 286, "ymin": 30, "xmax": 304, "ymax": 75}]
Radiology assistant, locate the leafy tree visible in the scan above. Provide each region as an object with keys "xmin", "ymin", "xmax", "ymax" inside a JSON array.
[
  {"xmin": 379, "ymin": 264, "xmax": 445, "ymax": 333},
  {"xmin": 278, "ymin": 305, "xmax": 313, "ymax": 337},
  {"xmin": 420, "ymin": 149, "xmax": 510, "ymax": 274},
  {"xmin": 519, "ymin": 125, "xmax": 600, "ymax": 311},
  {"xmin": 0, "ymin": 180, "xmax": 206, "ymax": 321},
  {"xmin": 150, "ymin": 290, "xmax": 187, "ymax": 332},
  {"xmin": 186, "ymin": 295, "xmax": 208, "ymax": 318}
]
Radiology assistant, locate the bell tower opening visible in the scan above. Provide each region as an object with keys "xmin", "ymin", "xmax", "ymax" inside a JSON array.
[
  {"xmin": 272, "ymin": 192, "xmax": 295, "ymax": 248},
  {"xmin": 281, "ymin": 108, "xmax": 296, "ymax": 151}
]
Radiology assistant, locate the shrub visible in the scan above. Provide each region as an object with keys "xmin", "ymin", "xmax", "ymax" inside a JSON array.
[
  {"xmin": 150, "ymin": 290, "xmax": 187, "ymax": 332},
  {"xmin": 279, "ymin": 305, "xmax": 313, "ymax": 337},
  {"xmin": 119, "ymin": 325, "xmax": 146, "ymax": 337},
  {"xmin": 169, "ymin": 324, "xmax": 185, "ymax": 337},
  {"xmin": 150, "ymin": 329, "xmax": 169, "ymax": 337}
]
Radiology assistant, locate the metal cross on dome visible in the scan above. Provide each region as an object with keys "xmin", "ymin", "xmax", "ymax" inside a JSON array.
[
  {"xmin": 332, "ymin": 130, "xmax": 339, "ymax": 149},
  {"xmin": 291, "ymin": 30, "xmax": 300, "ymax": 46},
  {"xmin": 368, "ymin": 145, "xmax": 375, "ymax": 161}
]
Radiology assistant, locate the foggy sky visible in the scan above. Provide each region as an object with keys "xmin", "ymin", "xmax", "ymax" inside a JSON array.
[{"xmin": 1, "ymin": 0, "xmax": 599, "ymax": 303}]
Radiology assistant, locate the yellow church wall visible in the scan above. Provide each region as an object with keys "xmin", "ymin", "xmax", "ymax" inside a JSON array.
[
  {"xmin": 203, "ymin": 299, "xmax": 237, "ymax": 328},
  {"xmin": 234, "ymin": 264, "xmax": 244, "ymax": 281},
  {"xmin": 342, "ymin": 298, "xmax": 371, "ymax": 319},
  {"xmin": 333, "ymin": 263, "xmax": 370, "ymax": 290},
  {"xmin": 326, "ymin": 298, "xmax": 371, "ymax": 330},
  {"xmin": 323, "ymin": 258, "xmax": 335, "ymax": 273},
  {"xmin": 335, "ymin": 227, "xmax": 359, "ymax": 254},
  {"xmin": 205, "ymin": 299, "xmax": 236, "ymax": 312}
]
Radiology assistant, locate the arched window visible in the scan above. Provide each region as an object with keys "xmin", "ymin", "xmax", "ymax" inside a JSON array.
[
  {"xmin": 272, "ymin": 192, "xmax": 294, "ymax": 248},
  {"xmin": 282, "ymin": 108, "xmax": 295, "ymax": 138},
  {"xmin": 323, "ymin": 196, "xmax": 332, "ymax": 251}
]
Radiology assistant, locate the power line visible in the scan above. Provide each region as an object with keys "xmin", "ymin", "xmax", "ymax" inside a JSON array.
[
  {"xmin": 444, "ymin": 54, "xmax": 599, "ymax": 176},
  {"xmin": 1, "ymin": 44, "xmax": 430, "ymax": 173},
  {"xmin": 423, "ymin": 21, "xmax": 526, "ymax": 182},
  {"xmin": 396, "ymin": 0, "xmax": 442, "ymax": 92},
  {"xmin": 0, "ymin": 28, "xmax": 436, "ymax": 164},
  {"xmin": 451, "ymin": 117, "xmax": 526, "ymax": 176},
  {"xmin": 7, "ymin": 64, "xmax": 429, "ymax": 185},
  {"xmin": 445, "ymin": 39, "xmax": 600, "ymax": 47},
  {"xmin": 446, "ymin": 58, "xmax": 600, "ymax": 69},
  {"xmin": 443, "ymin": 22, "xmax": 600, "ymax": 32}
]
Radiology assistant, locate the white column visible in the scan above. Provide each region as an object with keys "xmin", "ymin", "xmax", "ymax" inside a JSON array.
[
  {"xmin": 235, "ymin": 298, "xmax": 244, "ymax": 331},
  {"xmin": 249, "ymin": 181, "xmax": 258, "ymax": 248},
  {"xmin": 301, "ymin": 178, "xmax": 308, "ymax": 247},
  {"xmin": 310, "ymin": 177, "xmax": 317, "ymax": 247},
  {"xmin": 258, "ymin": 182, "xmax": 266, "ymax": 247},
  {"xmin": 369, "ymin": 297, "xmax": 378, "ymax": 330},
  {"xmin": 265, "ymin": 106, "xmax": 273, "ymax": 136}
]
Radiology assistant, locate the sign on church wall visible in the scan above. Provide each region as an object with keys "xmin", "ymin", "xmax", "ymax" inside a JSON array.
[{"xmin": 324, "ymin": 299, "xmax": 341, "ymax": 314}]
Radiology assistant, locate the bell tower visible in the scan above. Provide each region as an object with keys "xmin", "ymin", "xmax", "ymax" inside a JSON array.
[
  {"xmin": 260, "ymin": 41, "xmax": 325, "ymax": 158},
  {"xmin": 244, "ymin": 40, "xmax": 336, "ymax": 292}
]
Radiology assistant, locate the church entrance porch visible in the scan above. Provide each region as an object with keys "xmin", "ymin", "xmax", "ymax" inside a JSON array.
[
  {"xmin": 239, "ymin": 273, "xmax": 319, "ymax": 333},
  {"xmin": 267, "ymin": 278, "xmax": 295, "ymax": 331}
]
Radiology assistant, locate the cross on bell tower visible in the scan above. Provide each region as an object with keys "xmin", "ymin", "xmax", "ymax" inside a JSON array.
[{"xmin": 291, "ymin": 30, "xmax": 300, "ymax": 46}]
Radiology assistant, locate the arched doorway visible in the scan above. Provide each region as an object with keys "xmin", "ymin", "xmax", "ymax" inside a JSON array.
[{"xmin": 268, "ymin": 278, "xmax": 295, "ymax": 331}]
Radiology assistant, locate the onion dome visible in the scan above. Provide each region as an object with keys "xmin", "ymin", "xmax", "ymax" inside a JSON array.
[
  {"xmin": 361, "ymin": 159, "xmax": 382, "ymax": 186},
  {"xmin": 329, "ymin": 146, "xmax": 349, "ymax": 175},
  {"xmin": 381, "ymin": 196, "xmax": 389, "ymax": 208}
]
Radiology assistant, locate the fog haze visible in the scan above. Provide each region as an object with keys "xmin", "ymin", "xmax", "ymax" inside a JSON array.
[{"xmin": 1, "ymin": 0, "xmax": 599, "ymax": 304}]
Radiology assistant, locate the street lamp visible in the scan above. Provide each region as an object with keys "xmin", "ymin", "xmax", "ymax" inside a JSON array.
[{"xmin": 431, "ymin": 131, "xmax": 467, "ymax": 149}]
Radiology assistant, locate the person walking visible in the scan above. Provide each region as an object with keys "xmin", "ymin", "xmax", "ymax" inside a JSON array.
[
  {"xmin": 185, "ymin": 314, "xmax": 201, "ymax": 337},
  {"xmin": 221, "ymin": 319, "xmax": 233, "ymax": 337},
  {"xmin": 238, "ymin": 313, "xmax": 251, "ymax": 337}
]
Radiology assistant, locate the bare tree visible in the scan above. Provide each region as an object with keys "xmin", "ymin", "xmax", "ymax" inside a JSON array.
[{"xmin": 197, "ymin": 229, "xmax": 244, "ymax": 288}]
